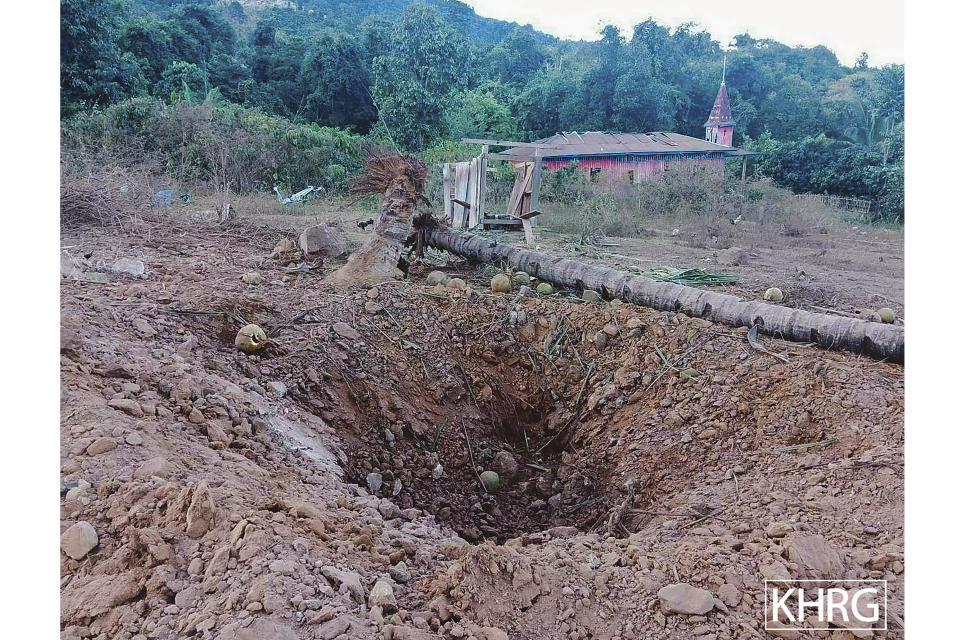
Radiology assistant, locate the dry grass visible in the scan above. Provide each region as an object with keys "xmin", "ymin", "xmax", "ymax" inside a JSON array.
[{"xmin": 60, "ymin": 168, "xmax": 157, "ymax": 229}]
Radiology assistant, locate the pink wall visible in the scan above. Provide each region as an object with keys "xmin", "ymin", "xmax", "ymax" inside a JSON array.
[
  {"xmin": 705, "ymin": 125, "xmax": 733, "ymax": 146},
  {"xmin": 540, "ymin": 156, "xmax": 725, "ymax": 181}
]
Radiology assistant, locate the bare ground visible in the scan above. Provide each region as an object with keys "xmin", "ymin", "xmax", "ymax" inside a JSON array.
[{"xmin": 60, "ymin": 214, "xmax": 904, "ymax": 640}]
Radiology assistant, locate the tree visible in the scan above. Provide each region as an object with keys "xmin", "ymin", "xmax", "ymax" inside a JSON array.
[
  {"xmin": 156, "ymin": 61, "xmax": 207, "ymax": 103},
  {"xmin": 61, "ymin": 0, "xmax": 129, "ymax": 112},
  {"xmin": 486, "ymin": 26, "xmax": 545, "ymax": 85},
  {"xmin": 298, "ymin": 31, "xmax": 375, "ymax": 130},
  {"xmin": 371, "ymin": 3, "xmax": 469, "ymax": 150}
]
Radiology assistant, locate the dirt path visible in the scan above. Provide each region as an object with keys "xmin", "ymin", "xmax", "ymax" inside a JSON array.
[{"xmin": 60, "ymin": 219, "xmax": 904, "ymax": 639}]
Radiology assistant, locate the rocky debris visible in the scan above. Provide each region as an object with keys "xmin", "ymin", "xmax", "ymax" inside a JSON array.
[
  {"xmin": 367, "ymin": 472, "xmax": 383, "ymax": 493},
  {"xmin": 299, "ymin": 224, "xmax": 348, "ymax": 257},
  {"xmin": 60, "ymin": 521, "xmax": 99, "ymax": 559},
  {"xmin": 369, "ymin": 578, "xmax": 398, "ymax": 612},
  {"xmin": 134, "ymin": 456, "xmax": 169, "ymax": 479},
  {"xmin": 490, "ymin": 451, "xmax": 519, "ymax": 482},
  {"xmin": 765, "ymin": 521, "xmax": 794, "ymax": 538},
  {"xmin": 717, "ymin": 583, "xmax": 741, "ymax": 607},
  {"xmin": 581, "ymin": 289, "xmax": 602, "ymax": 303},
  {"xmin": 321, "ymin": 565, "xmax": 365, "ymax": 602},
  {"xmin": 86, "ymin": 437, "xmax": 117, "ymax": 455},
  {"xmin": 593, "ymin": 331, "xmax": 608, "ymax": 350},
  {"xmin": 58, "ymin": 222, "xmax": 904, "ymax": 640},
  {"xmin": 783, "ymin": 533, "xmax": 845, "ymax": 578},
  {"xmin": 61, "ymin": 572, "xmax": 143, "ymax": 622},
  {"xmin": 185, "ymin": 480, "xmax": 215, "ymax": 538},
  {"xmin": 112, "ymin": 257, "xmax": 145, "ymax": 277},
  {"xmin": 657, "ymin": 583, "xmax": 715, "ymax": 615},
  {"xmin": 132, "ymin": 317, "xmax": 156, "ymax": 336},
  {"xmin": 332, "ymin": 322, "xmax": 361, "ymax": 341},
  {"xmin": 717, "ymin": 247, "xmax": 748, "ymax": 266},
  {"xmin": 241, "ymin": 271, "xmax": 262, "ymax": 285},
  {"xmin": 317, "ymin": 615, "xmax": 352, "ymax": 639},
  {"xmin": 108, "ymin": 397, "xmax": 143, "ymax": 417},
  {"xmin": 218, "ymin": 619, "xmax": 299, "ymax": 640}
]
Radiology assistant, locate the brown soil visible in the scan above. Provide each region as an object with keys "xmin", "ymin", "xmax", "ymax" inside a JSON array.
[{"xmin": 60, "ymin": 217, "xmax": 904, "ymax": 640}]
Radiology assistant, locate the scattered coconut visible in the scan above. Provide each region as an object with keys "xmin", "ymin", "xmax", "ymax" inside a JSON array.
[
  {"xmin": 513, "ymin": 271, "xmax": 531, "ymax": 285},
  {"xmin": 447, "ymin": 277, "xmax": 467, "ymax": 290},
  {"xmin": 763, "ymin": 287, "xmax": 784, "ymax": 302},
  {"xmin": 536, "ymin": 282, "xmax": 554, "ymax": 295},
  {"xmin": 479, "ymin": 470, "xmax": 500, "ymax": 492},
  {"xmin": 877, "ymin": 307, "xmax": 895, "ymax": 324},
  {"xmin": 490, "ymin": 274, "xmax": 511, "ymax": 293},
  {"xmin": 235, "ymin": 324, "xmax": 268, "ymax": 353},
  {"xmin": 426, "ymin": 271, "xmax": 448, "ymax": 286}
]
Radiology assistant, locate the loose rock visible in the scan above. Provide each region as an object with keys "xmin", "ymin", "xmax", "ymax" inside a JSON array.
[{"xmin": 61, "ymin": 521, "xmax": 99, "ymax": 560}]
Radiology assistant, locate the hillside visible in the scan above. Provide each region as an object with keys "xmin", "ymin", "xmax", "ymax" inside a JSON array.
[{"xmin": 61, "ymin": 0, "xmax": 904, "ymax": 219}]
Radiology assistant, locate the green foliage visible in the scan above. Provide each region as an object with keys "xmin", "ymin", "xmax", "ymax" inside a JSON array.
[
  {"xmin": 62, "ymin": 98, "xmax": 366, "ymax": 194},
  {"xmin": 371, "ymin": 3, "xmax": 470, "ymax": 150},
  {"xmin": 60, "ymin": 0, "xmax": 904, "ymax": 220},
  {"xmin": 157, "ymin": 61, "xmax": 206, "ymax": 103},
  {"xmin": 299, "ymin": 31, "xmax": 375, "ymax": 129}
]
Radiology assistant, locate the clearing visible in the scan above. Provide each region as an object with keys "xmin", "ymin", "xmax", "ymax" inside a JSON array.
[{"xmin": 60, "ymin": 211, "xmax": 904, "ymax": 640}]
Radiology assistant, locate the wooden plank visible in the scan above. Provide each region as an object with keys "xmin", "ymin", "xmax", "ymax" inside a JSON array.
[
  {"xmin": 454, "ymin": 162, "xmax": 469, "ymax": 229},
  {"xmin": 529, "ymin": 149, "xmax": 543, "ymax": 229},
  {"xmin": 478, "ymin": 145, "xmax": 488, "ymax": 227},
  {"xmin": 468, "ymin": 157, "xmax": 480, "ymax": 228},
  {"xmin": 442, "ymin": 163, "xmax": 452, "ymax": 221}
]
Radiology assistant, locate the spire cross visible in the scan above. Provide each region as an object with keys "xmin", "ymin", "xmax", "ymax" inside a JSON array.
[{"xmin": 721, "ymin": 53, "xmax": 726, "ymax": 85}]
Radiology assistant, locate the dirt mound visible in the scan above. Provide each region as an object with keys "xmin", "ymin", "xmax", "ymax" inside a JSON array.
[{"xmin": 60, "ymin": 220, "xmax": 903, "ymax": 639}]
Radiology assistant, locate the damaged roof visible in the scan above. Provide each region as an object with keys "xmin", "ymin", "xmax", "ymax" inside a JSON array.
[
  {"xmin": 496, "ymin": 131, "xmax": 750, "ymax": 161},
  {"xmin": 705, "ymin": 83, "xmax": 735, "ymax": 128}
]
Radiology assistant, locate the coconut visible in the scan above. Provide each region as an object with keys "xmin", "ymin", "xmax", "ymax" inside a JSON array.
[
  {"xmin": 235, "ymin": 324, "xmax": 268, "ymax": 353},
  {"xmin": 479, "ymin": 470, "xmax": 501, "ymax": 492},
  {"xmin": 582, "ymin": 289, "xmax": 602, "ymax": 303},
  {"xmin": 447, "ymin": 277, "xmax": 467, "ymax": 290},
  {"xmin": 763, "ymin": 287, "xmax": 784, "ymax": 302},
  {"xmin": 426, "ymin": 270, "xmax": 449, "ymax": 286},
  {"xmin": 513, "ymin": 271, "xmax": 531, "ymax": 285},
  {"xmin": 877, "ymin": 307, "xmax": 896, "ymax": 324},
  {"xmin": 490, "ymin": 274, "xmax": 511, "ymax": 293},
  {"xmin": 536, "ymin": 282, "xmax": 554, "ymax": 295}
]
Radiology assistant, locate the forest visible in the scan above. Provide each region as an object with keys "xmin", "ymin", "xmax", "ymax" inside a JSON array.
[{"xmin": 60, "ymin": 0, "xmax": 905, "ymax": 221}]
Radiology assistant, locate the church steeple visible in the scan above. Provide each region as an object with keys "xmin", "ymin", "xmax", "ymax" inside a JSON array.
[{"xmin": 705, "ymin": 55, "xmax": 735, "ymax": 146}]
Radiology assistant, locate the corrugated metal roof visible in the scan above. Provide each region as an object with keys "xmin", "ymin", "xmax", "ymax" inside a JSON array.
[{"xmin": 498, "ymin": 131, "xmax": 745, "ymax": 161}]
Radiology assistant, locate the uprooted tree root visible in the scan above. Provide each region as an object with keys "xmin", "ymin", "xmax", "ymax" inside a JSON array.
[{"xmin": 326, "ymin": 154, "xmax": 429, "ymax": 288}]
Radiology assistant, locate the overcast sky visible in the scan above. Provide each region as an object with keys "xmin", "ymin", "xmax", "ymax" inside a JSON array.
[{"xmin": 465, "ymin": 0, "xmax": 904, "ymax": 66}]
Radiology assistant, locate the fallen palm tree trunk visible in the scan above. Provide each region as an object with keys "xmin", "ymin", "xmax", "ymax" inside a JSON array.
[
  {"xmin": 422, "ymin": 226, "xmax": 904, "ymax": 363},
  {"xmin": 327, "ymin": 154, "xmax": 428, "ymax": 287}
]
